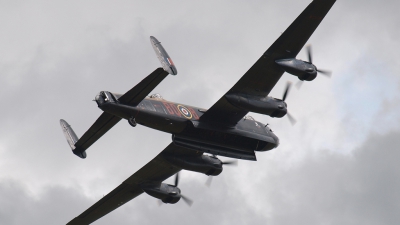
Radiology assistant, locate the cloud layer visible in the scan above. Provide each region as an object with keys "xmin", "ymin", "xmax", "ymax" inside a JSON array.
[{"xmin": 1, "ymin": 0, "xmax": 399, "ymax": 224}]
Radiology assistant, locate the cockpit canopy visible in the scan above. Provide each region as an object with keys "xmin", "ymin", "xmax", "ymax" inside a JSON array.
[
  {"xmin": 149, "ymin": 93, "xmax": 163, "ymax": 99},
  {"xmin": 243, "ymin": 115, "xmax": 255, "ymax": 121}
]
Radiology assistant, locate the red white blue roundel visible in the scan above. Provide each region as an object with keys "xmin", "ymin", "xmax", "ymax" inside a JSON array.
[{"xmin": 177, "ymin": 105, "xmax": 192, "ymax": 119}]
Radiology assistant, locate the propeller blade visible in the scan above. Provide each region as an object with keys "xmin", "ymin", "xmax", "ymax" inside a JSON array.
[
  {"xmin": 174, "ymin": 172, "xmax": 179, "ymax": 187},
  {"xmin": 222, "ymin": 160, "xmax": 238, "ymax": 166},
  {"xmin": 295, "ymin": 80, "xmax": 303, "ymax": 89},
  {"xmin": 306, "ymin": 45, "xmax": 312, "ymax": 64},
  {"xmin": 287, "ymin": 112, "xmax": 297, "ymax": 125},
  {"xmin": 181, "ymin": 195, "xmax": 193, "ymax": 207},
  {"xmin": 205, "ymin": 176, "xmax": 213, "ymax": 187},
  {"xmin": 307, "ymin": 44, "xmax": 332, "ymax": 78},
  {"xmin": 317, "ymin": 69, "xmax": 332, "ymax": 77},
  {"xmin": 282, "ymin": 81, "xmax": 292, "ymax": 101}
]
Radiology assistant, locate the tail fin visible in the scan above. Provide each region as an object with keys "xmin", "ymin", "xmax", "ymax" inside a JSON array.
[
  {"xmin": 150, "ymin": 36, "xmax": 177, "ymax": 75},
  {"xmin": 60, "ymin": 119, "xmax": 87, "ymax": 158}
]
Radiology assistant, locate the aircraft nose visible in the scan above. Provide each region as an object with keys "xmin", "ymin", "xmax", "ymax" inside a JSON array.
[{"xmin": 271, "ymin": 133, "xmax": 280, "ymax": 147}]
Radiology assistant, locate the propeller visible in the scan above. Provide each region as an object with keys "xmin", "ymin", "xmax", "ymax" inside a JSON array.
[
  {"xmin": 205, "ymin": 176, "xmax": 213, "ymax": 187},
  {"xmin": 173, "ymin": 172, "xmax": 179, "ymax": 187},
  {"xmin": 297, "ymin": 45, "xmax": 332, "ymax": 89},
  {"xmin": 282, "ymin": 81, "xmax": 291, "ymax": 102},
  {"xmin": 181, "ymin": 195, "xmax": 194, "ymax": 206},
  {"xmin": 281, "ymin": 82, "xmax": 297, "ymax": 125},
  {"xmin": 222, "ymin": 160, "xmax": 238, "ymax": 166},
  {"xmin": 206, "ymin": 156, "xmax": 238, "ymax": 187},
  {"xmin": 316, "ymin": 68, "xmax": 332, "ymax": 77},
  {"xmin": 307, "ymin": 45, "xmax": 331, "ymax": 77},
  {"xmin": 286, "ymin": 112, "xmax": 297, "ymax": 125},
  {"xmin": 173, "ymin": 172, "xmax": 193, "ymax": 206},
  {"xmin": 295, "ymin": 80, "xmax": 304, "ymax": 89},
  {"xmin": 307, "ymin": 45, "xmax": 313, "ymax": 64}
]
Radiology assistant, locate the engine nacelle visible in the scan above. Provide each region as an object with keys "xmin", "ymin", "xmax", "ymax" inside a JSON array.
[
  {"xmin": 225, "ymin": 94, "xmax": 287, "ymax": 118},
  {"xmin": 141, "ymin": 183, "xmax": 181, "ymax": 204},
  {"xmin": 275, "ymin": 58, "xmax": 317, "ymax": 81},
  {"xmin": 163, "ymin": 154, "xmax": 223, "ymax": 176}
]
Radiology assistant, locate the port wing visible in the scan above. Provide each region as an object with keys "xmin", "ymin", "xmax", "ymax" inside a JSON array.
[{"xmin": 200, "ymin": 0, "xmax": 336, "ymax": 126}]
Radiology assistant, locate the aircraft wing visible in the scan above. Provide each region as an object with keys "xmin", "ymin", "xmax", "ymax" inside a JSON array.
[
  {"xmin": 68, "ymin": 68, "xmax": 169, "ymax": 158},
  {"xmin": 67, "ymin": 143, "xmax": 199, "ymax": 225},
  {"xmin": 200, "ymin": 0, "xmax": 336, "ymax": 125}
]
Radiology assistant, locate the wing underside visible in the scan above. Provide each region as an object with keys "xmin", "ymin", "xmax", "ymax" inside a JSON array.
[
  {"xmin": 67, "ymin": 143, "xmax": 200, "ymax": 225},
  {"xmin": 200, "ymin": 0, "xmax": 336, "ymax": 126}
]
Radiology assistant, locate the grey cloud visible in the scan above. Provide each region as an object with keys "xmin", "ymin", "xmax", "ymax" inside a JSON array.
[
  {"xmin": 252, "ymin": 132, "xmax": 400, "ymax": 225},
  {"xmin": 0, "ymin": 180, "xmax": 91, "ymax": 225},
  {"xmin": 0, "ymin": 0, "xmax": 400, "ymax": 224},
  {"xmin": 1, "ymin": 129, "xmax": 400, "ymax": 225}
]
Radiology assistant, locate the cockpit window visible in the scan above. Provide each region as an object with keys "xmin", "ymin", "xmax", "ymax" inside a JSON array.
[
  {"xmin": 149, "ymin": 93, "xmax": 163, "ymax": 99},
  {"xmin": 243, "ymin": 115, "xmax": 255, "ymax": 121}
]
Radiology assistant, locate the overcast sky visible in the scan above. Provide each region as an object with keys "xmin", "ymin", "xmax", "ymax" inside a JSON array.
[{"xmin": 1, "ymin": 0, "xmax": 400, "ymax": 224}]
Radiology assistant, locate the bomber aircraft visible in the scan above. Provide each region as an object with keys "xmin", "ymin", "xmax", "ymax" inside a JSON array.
[{"xmin": 60, "ymin": 0, "xmax": 336, "ymax": 224}]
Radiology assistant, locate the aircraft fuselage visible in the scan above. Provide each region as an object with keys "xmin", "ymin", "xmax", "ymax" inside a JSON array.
[{"xmin": 97, "ymin": 92, "xmax": 279, "ymax": 160}]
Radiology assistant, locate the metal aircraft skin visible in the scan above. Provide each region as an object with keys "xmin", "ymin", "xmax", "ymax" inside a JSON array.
[{"xmin": 60, "ymin": 0, "xmax": 336, "ymax": 224}]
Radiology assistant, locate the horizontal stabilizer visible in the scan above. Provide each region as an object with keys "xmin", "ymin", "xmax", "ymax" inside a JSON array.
[
  {"xmin": 117, "ymin": 67, "xmax": 169, "ymax": 106},
  {"xmin": 73, "ymin": 113, "xmax": 121, "ymax": 158},
  {"xmin": 60, "ymin": 113, "xmax": 121, "ymax": 159},
  {"xmin": 150, "ymin": 36, "xmax": 177, "ymax": 75},
  {"xmin": 59, "ymin": 68, "xmax": 170, "ymax": 159}
]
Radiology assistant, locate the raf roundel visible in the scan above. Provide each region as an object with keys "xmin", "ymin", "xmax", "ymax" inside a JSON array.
[{"xmin": 177, "ymin": 105, "xmax": 192, "ymax": 119}]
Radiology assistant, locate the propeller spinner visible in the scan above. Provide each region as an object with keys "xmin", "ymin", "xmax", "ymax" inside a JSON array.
[
  {"xmin": 172, "ymin": 172, "xmax": 193, "ymax": 206},
  {"xmin": 276, "ymin": 44, "xmax": 332, "ymax": 84},
  {"xmin": 296, "ymin": 45, "xmax": 332, "ymax": 89},
  {"xmin": 306, "ymin": 45, "xmax": 331, "ymax": 77}
]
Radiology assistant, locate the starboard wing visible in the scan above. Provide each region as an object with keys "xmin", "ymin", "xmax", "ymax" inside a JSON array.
[{"xmin": 200, "ymin": 0, "xmax": 336, "ymax": 126}]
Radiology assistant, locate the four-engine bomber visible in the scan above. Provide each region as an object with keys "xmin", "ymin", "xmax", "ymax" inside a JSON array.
[
  {"xmin": 61, "ymin": 1, "xmax": 336, "ymax": 224},
  {"xmin": 93, "ymin": 91, "xmax": 280, "ymax": 161}
]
